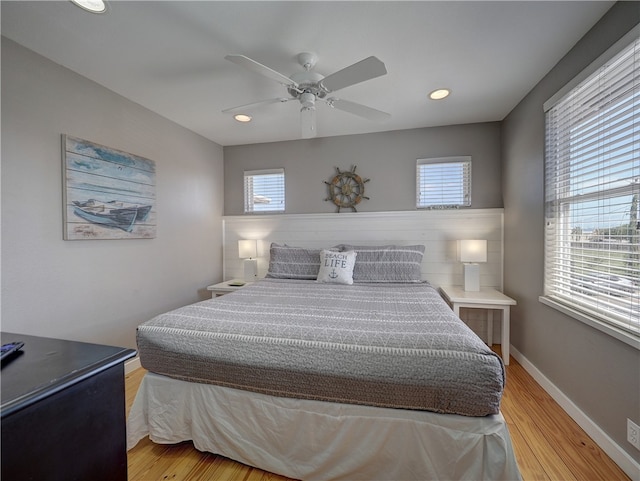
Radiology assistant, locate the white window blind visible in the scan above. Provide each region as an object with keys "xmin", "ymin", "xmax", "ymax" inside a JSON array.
[
  {"xmin": 544, "ymin": 35, "xmax": 639, "ymax": 337},
  {"xmin": 244, "ymin": 169, "xmax": 285, "ymax": 213},
  {"xmin": 416, "ymin": 157, "xmax": 471, "ymax": 208}
]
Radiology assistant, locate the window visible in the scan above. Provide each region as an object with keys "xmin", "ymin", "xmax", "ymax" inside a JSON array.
[
  {"xmin": 543, "ymin": 34, "xmax": 639, "ymax": 338},
  {"xmin": 416, "ymin": 156, "xmax": 471, "ymax": 208},
  {"xmin": 243, "ymin": 169, "xmax": 285, "ymax": 213}
]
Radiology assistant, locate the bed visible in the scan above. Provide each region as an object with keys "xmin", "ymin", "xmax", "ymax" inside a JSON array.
[{"xmin": 127, "ymin": 244, "xmax": 521, "ymax": 480}]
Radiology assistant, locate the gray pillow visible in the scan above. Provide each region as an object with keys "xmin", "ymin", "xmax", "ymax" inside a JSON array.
[
  {"xmin": 265, "ymin": 243, "xmax": 321, "ymax": 279},
  {"xmin": 334, "ymin": 244, "xmax": 425, "ymax": 282}
]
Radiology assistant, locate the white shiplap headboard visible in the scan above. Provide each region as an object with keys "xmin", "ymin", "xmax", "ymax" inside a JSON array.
[{"xmin": 223, "ymin": 209, "xmax": 504, "ymax": 289}]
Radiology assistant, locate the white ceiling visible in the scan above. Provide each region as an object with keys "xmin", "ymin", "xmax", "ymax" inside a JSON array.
[{"xmin": 2, "ymin": 1, "xmax": 614, "ymax": 146}]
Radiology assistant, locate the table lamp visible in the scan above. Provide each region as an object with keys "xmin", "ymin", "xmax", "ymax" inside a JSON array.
[
  {"xmin": 238, "ymin": 239, "xmax": 258, "ymax": 281},
  {"xmin": 459, "ymin": 239, "xmax": 487, "ymax": 291}
]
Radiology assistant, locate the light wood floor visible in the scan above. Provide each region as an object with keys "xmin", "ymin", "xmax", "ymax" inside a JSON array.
[{"xmin": 126, "ymin": 349, "xmax": 630, "ymax": 481}]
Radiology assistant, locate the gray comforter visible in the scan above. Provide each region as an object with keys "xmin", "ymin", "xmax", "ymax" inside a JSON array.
[{"xmin": 137, "ymin": 279, "xmax": 504, "ymax": 416}]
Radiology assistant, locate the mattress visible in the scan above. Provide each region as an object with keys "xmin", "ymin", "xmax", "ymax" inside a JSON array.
[{"xmin": 137, "ymin": 279, "xmax": 505, "ymax": 417}]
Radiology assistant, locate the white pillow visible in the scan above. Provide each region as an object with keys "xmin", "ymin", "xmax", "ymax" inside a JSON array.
[{"xmin": 316, "ymin": 250, "xmax": 357, "ymax": 285}]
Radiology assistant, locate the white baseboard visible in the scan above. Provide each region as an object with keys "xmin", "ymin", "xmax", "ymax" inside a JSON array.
[
  {"xmin": 510, "ymin": 345, "xmax": 640, "ymax": 480},
  {"xmin": 125, "ymin": 355, "xmax": 141, "ymax": 374}
]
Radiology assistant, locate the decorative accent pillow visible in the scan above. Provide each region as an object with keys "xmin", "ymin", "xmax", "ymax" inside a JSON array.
[
  {"xmin": 266, "ymin": 243, "xmax": 321, "ymax": 279},
  {"xmin": 334, "ymin": 244, "xmax": 425, "ymax": 283},
  {"xmin": 316, "ymin": 250, "xmax": 357, "ymax": 285}
]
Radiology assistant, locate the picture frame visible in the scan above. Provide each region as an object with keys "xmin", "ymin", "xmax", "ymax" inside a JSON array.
[{"xmin": 62, "ymin": 135, "xmax": 156, "ymax": 240}]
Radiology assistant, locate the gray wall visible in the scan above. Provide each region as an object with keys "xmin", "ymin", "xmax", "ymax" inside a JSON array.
[
  {"xmin": 502, "ymin": 2, "xmax": 640, "ymax": 463},
  {"xmin": 224, "ymin": 122, "xmax": 502, "ymax": 215},
  {"xmin": 1, "ymin": 38, "xmax": 225, "ymax": 349}
]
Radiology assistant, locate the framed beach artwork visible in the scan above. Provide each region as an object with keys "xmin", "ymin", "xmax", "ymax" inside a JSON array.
[{"xmin": 62, "ymin": 135, "xmax": 156, "ymax": 240}]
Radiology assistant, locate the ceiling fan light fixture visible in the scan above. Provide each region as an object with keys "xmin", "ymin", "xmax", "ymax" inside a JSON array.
[
  {"xmin": 300, "ymin": 92, "xmax": 316, "ymax": 109},
  {"xmin": 429, "ymin": 88, "xmax": 451, "ymax": 100},
  {"xmin": 69, "ymin": 0, "xmax": 107, "ymax": 13},
  {"xmin": 300, "ymin": 106, "xmax": 316, "ymax": 139},
  {"xmin": 234, "ymin": 114, "xmax": 252, "ymax": 123}
]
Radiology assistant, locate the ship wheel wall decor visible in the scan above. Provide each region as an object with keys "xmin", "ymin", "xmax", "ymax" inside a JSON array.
[{"xmin": 324, "ymin": 166, "xmax": 370, "ymax": 212}]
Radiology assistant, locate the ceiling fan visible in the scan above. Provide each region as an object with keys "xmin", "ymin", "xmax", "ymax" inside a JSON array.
[{"xmin": 222, "ymin": 52, "xmax": 390, "ymax": 138}]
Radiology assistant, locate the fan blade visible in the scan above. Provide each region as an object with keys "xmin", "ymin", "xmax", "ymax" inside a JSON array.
[
  {"xmin": 225, "ymin": 55, "xmax": 298, "ymax": 88},
  {"xmin": 222, "ymin": 98, "xmax": 292, "ymax": 114},
  {"xmin": 319, "ymin": 56, "xmax": 387, "ymax": 93},
  {"xmin": 300, "ymin": 107, "xmax": 317, "ymax": 138},
  {"xmin": 327, "ymin": 98, "xmax": 390, "ymax": 122}
]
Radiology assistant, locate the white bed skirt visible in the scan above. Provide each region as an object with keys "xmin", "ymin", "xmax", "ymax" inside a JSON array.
[{"xmin": 127, "ymin": 373, "xmax": 522, "ymax": 481}]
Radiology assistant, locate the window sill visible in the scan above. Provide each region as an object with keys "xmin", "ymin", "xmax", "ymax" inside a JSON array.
[
  {"xmin": 243, "ymin": 211, "xmax": 285, "ymax": 215},
  {"xmin": 539, "ymin": 296, "xmax": 640, "ymax": 351}
]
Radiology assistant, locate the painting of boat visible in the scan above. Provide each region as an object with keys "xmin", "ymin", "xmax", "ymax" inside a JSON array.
[
  {"xmin": 63, "ymin": 135, "xmax": 156, "ymax": 240},
  {"xmin": 72, "ymin": 199, "xmax": 152, "ymax": 232}
]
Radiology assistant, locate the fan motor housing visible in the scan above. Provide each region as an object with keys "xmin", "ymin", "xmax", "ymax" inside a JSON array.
[{"xmin": 289, "ymin": 70, "xmax": 326, "ymax": 99}]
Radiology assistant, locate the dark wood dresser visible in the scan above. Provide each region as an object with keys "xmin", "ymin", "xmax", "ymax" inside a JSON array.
[{"xmin": 1, "ymin": 332, "xmax": 136, "ymax": 481}]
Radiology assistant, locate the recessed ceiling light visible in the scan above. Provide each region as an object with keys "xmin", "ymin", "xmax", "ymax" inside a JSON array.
[
  {"xmin": 70, "ymin": 0, "xmax": 107, "ymax": 13},
  {"xmin": 429, "ymin": 89, "xmax": 451, "ymax": 100},
  {"xmin": 234, "ymin": 114, "xmax": 252, "ymax": 123}
]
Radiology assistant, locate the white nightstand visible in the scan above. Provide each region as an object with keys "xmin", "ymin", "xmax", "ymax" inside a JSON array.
[
  {"xmin": 439, "ymin": 286, "xmax": 516, "ymax": 365},
  {"xmin": 207, "ymin": 279, "xmax": 253, "ymax": 297}
]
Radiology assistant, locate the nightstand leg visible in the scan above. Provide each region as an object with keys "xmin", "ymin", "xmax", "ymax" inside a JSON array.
[
  {"xmin": 502, "ymin": 307, "xmax": 510, "ymax": 365},
  {"xmin": 487, "ymin": 310, "xmax": 493, "ymax": 346}
]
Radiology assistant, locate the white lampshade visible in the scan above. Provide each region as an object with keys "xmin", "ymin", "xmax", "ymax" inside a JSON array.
[
  {"xmin": 238, "ymin": 239, "xmax": 257, "ymax": 259},
  {"xmin": 459, "ymin": 240, "xmax": 487, "ymax": 263},
  {"xmin": 458, "ymin": 239, "xmax": 487, "ymax": 292}
]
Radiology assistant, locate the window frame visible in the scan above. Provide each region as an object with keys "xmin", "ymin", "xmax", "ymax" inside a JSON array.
[
  {"xmin": 243, "ymin": 168, "xmax": 285, "ymax": 214},
  {"xmin": 541, "ymin": 27, "xmax": 639, "ymax": 349},
  {"xmin": 415, "ymin": 156, "xmax": 472, "ymax": 209}
]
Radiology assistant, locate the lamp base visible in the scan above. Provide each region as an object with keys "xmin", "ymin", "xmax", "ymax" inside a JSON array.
[
  {"xmin": 463, "ymin": 263, "xmax": 480, "ymax": 291},
  {"xmin": 244, "ymin": 258, "xmax": 257, "ymax": 281}
]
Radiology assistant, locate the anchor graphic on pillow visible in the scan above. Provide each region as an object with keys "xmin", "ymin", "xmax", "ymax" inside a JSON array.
[{"xmin": 329, "ymin": 269, "xmax": 339, "ymax": 279}]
